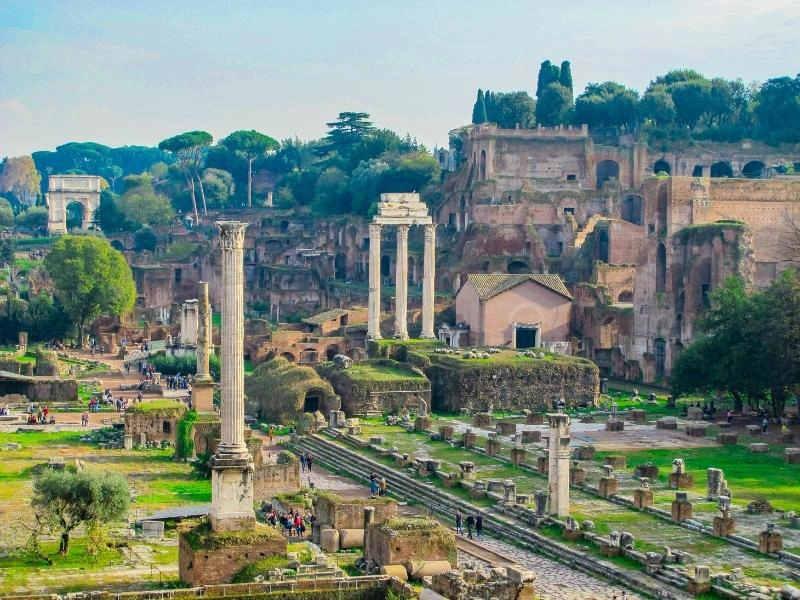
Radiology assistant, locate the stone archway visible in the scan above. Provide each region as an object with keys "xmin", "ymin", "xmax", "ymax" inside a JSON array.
[
  {"xmin": 46, "ymin": 175, "xmax": 102, "ymax": 233},
  {"xmin": 596, "ymin": 160, "xmax": 619, "ymax": 188}
]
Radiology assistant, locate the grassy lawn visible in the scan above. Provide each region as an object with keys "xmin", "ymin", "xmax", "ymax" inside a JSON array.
[
  {"xmin": 609, "ymin": 446, "xmax": 800, "ymax": 511},
  {"xmin": 345, "ymin": 363, "xmax": 427, "ymax": 381}
]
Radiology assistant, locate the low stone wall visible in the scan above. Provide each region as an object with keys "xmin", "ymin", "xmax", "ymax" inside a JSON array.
[
  {"xmin": 365, "ymin": 517, "xmax": 456, "ymax": 568},
  {"xmin": 314, "ymin": 493, "xmax": 397, "ymax": 530},
  {"xmin": 124, "ymin": 405, "xmax": 186, "ymax": 444},
  {"xmin": 426, "ymin": 355, "xmax": 599, "ymax": 412},
  {"xmin": 253, "ymin": 461, "xmax": 300, "ymax": 501}
]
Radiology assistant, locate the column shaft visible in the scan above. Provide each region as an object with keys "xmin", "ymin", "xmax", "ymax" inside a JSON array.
[
  {"xmin": 196, "ymin": 281, "xmax": 211, "ymax": 380},
  {"xmin": 367, "ymin": 223, "xmax": 382, "ymax": 340},
  {"xmin": 218, "ymin": 222, "xmax": 247, "ymax": 454},
  {"xmin": 421, "ymin": 224, "xmax": 436, "ymax": 338},
  {"xmin": 394, "ymin": 224, "xmax": 409, "ymax": 340}
]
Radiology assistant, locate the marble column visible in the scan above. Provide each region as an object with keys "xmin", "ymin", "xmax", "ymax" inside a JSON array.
[
  {"xmin": 547, "ymin": 413, "xmax": 571, "ymax": 517},
  {"xmin": 421, "ymin": 224, "xmax": 436, "ymax": 338},
  {"xmin": 209, "ymin": 221, "xmax": 255, "ymax": 532},
  {"xmin": 193, "ymin": 281, "xmax": 214, "ymax": 412},
  {"xmin": 394, "ymin": 224, "xmax": 409, "ymax": 340},
  {"xmin": 367, "ymin": 223, "xmax": 382, "ymax": 340}
]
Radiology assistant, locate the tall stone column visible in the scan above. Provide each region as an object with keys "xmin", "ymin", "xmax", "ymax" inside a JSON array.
[
  {"xmin": 193, "ymin": 281, "xmax": 214, "ymax": 412},
  {"xmin": 421, "ymin": 224, "xmax": 436, "ymax": 338},
  {"xmin": 209, "ymin": 221, "xmax": 255, "ymax": 532},
  {"xmin": 367, "ymin": 223, "xmax": 382, "ymax": 340},
  {"xmin": 547, "ymin": 413, "xmax": 571, "ymax": 517},
  {"xmin": 394, "ymin": 224, "xmax": 409, "ymax": 340}
]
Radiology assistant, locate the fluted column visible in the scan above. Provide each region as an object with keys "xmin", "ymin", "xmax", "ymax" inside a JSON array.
[
  {"xmin": 394, "ymin": 224, "xmax": 409, "ymax": 340},
  {"xmin": 195, "ymin": 281, "xmax": 211, "ymax": 382},
  {"xmin": 217, "ymin": 222, "xmax": 247, "ymax": 454},
  {"xmin": 367, "ymin": 223, "xmax": 382, "ymax": 340},
  {"xmin": 421, "ymin": 224, "xmax": 436, "ymax": 338},
  {"xmin": 548, "ymin": 413, "xmax": 571, "ymax": 517}
]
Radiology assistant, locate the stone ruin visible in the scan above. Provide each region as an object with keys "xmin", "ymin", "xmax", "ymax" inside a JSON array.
[
  {"xmin": 668, "ymin": 458, "xmax": 694, "ymax": 489},
  {"xmin": 421, "ymin": 565, "xmax": 536, "ymax": 600},
  {"xmin": 314, "ymin": 494, "xmax": 397, "ymax": 553},
  {"xmin": 706, "ymin": 467, "xmax": 731, "ymax": 501}
]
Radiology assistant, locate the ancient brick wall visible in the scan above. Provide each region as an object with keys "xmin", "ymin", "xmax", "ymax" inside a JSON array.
[
  {"xmin": 314, "ymin": 496, "xmax": 397, "ymax": 530},
  {"xmin": 178, "ymin": 533, "xmax": 287, "ymax": 586},
  {"xmin": 124, "ymin": 408, "xmax": 185, "ymax": 444},
  {"xmin": 364, "ymin": 522, "xmax": 455, "ymax": 567},
  {"xmin": 253, "ymin": 462, "xmax": 300, "ymax": 502}
]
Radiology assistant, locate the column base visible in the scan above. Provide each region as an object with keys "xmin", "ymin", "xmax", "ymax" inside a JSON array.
[
  {"xmin": 420, "ymin": 332, "xmax": 436, "ymax": 339},
  {"xmin": 393, "ymin": 332, "xmax": 409, "ymax": 340},
  {"xmin": 209, "ymin": 452, "xmax": 255, "ymax": 533},
  {"xmin": 367, "ymin": 333, "xmax": 382, "ymax": 341},
  {"xmin": 192, "ymin": 380, "xmax": 215, "ymax": 412}
]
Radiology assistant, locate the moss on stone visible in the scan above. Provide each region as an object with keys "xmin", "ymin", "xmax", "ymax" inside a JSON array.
[
  {"xmin": 126, "ymin": 399, "xmax": 187, "ymax": 415},
  {"xmin": 675, "ymin": 220, "xmax": 746, "ymax": 244},
  {"xmin": 183, "ymin": 521, "xmax": 283, "ymax": 551}
]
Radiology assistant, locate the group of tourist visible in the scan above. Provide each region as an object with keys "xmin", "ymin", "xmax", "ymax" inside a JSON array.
[
  {"xmin": 0, "ymin": 404, "xmax": 9, "ymax": 416},
  {"xmin": 454, "ymin": 509, "xmax": 483, "ymax": 540},
  {"xmin": 26, "ymin": 404, "xmax": 55, "ymax": 425},
  {"xmin": 299, "ymin": 452, "xmax": 314, "ymax": 473},
  {"xmin": 165, "ymin": 373, "xmax": 191, "ymax": 390},
  {"xmin": 264, "ymin": 507, "xmax": 316, "ymax": 538},
  {"xmin": 368, "ymin": 472, "xmax": 387, "ymax": 496}
]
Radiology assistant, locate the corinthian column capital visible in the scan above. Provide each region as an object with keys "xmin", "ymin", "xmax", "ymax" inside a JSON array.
[
  {"xmin": 424, "ymin": 223, "xmax": 437, "ymax": 240},
  {"xmin": 396, "ymin": 224, "xmax": 409, "ymax": 239},
  {"xmin": 217, "ymin": 221, "xmax": 248, "ymax": 250}
]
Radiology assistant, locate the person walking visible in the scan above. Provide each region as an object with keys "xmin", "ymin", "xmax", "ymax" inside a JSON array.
[
  {"xmin": 455, "ymin": 510, "xmax": 463, "ymax": 535},
  {"xmin": 378, "ymin": 477, "xmax": 387, "ymax": 497},
  {"xmin": 299, "ymin": 453, "xmax": 307, "ymax": 473},
  {"xmin": 369, "ymin": 473, "xmax": 379, "ymax": 495},
  {"xmin": 465, "ymin": 513, "xmax": 475, "ymax": 539},
  {"xmin": 475, "ymin": 513, "xmax": 483, "ymax": 538},
  {"xmin": 306, "ymin": 454, "xmax": 313, "ymax": 472},
  {"xmin": 762, "ymin": 416, "xmax": 769, "ymax": 434}
]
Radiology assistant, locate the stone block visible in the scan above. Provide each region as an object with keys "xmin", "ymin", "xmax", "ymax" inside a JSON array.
[
  {"xmin": 749, "ymin": 443, "xmax": 769, "ymax": 453},
  {"xmin": 526, "ymin": 413, "xmax": 544, "ymax": 425},
  {"xmin": 485, "ymin": 438, "xmax": 501, "ymax": 456},
  {"xmin": 123, "ymin": 434, "xmax": 133, "ymax": 450},
  {"xmin": 487, "ymin": 479, "xmax": 505, "ymax": 493},
  {"xmin": 472, "ymin": 413, "xmax": 492, "ymax": 428},
  {"xmin": 598, "ymin": 477, "xmax": 618, "ymax": 497},
  {"xmin": 574, "ymin": 446, "xmax": 595, "ymax": 460},
  {"xmin": 569, "ymin": 467, "xmax": 586, "ymax": 486},
  {"xmin": 605, "ymin": 418, "xmax": 624, "ymax": 432},
  {"xmin": 758, "ymin": 528, "xmax": 783, "ymax": 553},
  {"xmin": 780, "ymin": 432, "xmax": 795, "ymax": 444},
  {"xmin": 496, "ymin": 420, "xmax": 517, "ymax": 436},
  {"xmin": 634, "ymin": 463, "xmax": 659, "ymax": 479},
  {"xmin": 712, "ymin": 516, "xmax": 735, "ymax": 537},
  {"xmin": 668, "ymin": 472, "xmax": 694, "ymax": 490},
  {"xmin": 785, "ymin": 448, "xmax": 800, "ymax": 464},
  {"xmin": 746, "ymin": 424, "xmax": 762, "ymax": 436},
  {"xmin": 415, "ymin": 416, "xmax": 432, "ymax": 432},
  {"xmin": 510, "ymin": 447, "xmax": 527, "ymax": 466},
  {"xmin": 603, "ymin": 455, "xmax": 626, "ymax": 470},
  {"xmin": 716, "ymin": 433, "xmax": 738, "ymax": 445},
  {"xmin": 537, "ymin": 455, "xmax": 548, "ymax": 474},
  {"xmin": 628, "ymin": 409, "xmax": 647, "ymax": 423},
  {"xmin": 141, "ymin": 520, "xmax": 164, "ymax": 539},
  {"xmin": 521, "ymin": 430, "xmax": 541, "ymax": 444},
  {"xmin": 462, "ymin": 430, "xmax": 476, "ymax": 449},
  {"xmin": 686, "ymin": 423, "xmax": 709, "ymax": 437},
  {"xmin": 671, "ymin": 494, "xmax": 693, "ymax": 523},
  {"xmin": 633, "ymin": 489, "xmax": 653, "ymax": 509},
  {"xmin": 686, "ymin": 407, "xmax": 703, "ymax": 420},
  {"xmin": 320, "ymin": 527, "xmax": 340, "ymax": 552},
  {"xmin": 438, "ymin": 426, "xmax": 454, "ymax": 441},
  {"xmin": 656, "ymin": 417, "xmax": 678, "ymax": 430}
]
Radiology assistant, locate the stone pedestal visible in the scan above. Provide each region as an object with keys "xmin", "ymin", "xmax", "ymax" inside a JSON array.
[
  {"xmin": 784, "ymin": 448, "xmax": 800, "ymax": 464},
  {"xmin": 485, "ymin": 437, "xmax": 501, "ymax": 456},
  {"xmin": 633, "ymin": 489, "xmax": 653, "ymax": 509},
  {"xmin": 749, "ymin": 443, "xmax": 769, "ymax": 453},
  {"xmin": 569, "ymin": 467, "xmax": 586, "ymax": 486},
  {"xmin": 415, "ymin": 416, "xmax": 432, "ymax": 432},
  {"xmin": 547, "ymin": 414, "xmax": 571, "ymax": 517},
  {"xmin": 537, "ymin": 455, "xmax": 549, "ymax": 474},
  {"xmin": 668, "ymin": 472, "xmax": 694, "ymax": 489},
  {"xmin": 574, "ymin": 446, "xmax": 595, "ymax": 460},
  {"xmin": 716, "ymin": 432, "xmax": 738, "ymax": 445},
  {"xmin": 473, "ymin": 413, "xmax": 492, "ymax": 428},
  {"xmin": 462, "ymin": 429, "xmax": 476, "ymax": 449},
  {"xmin": 605, "ymin": 419, "xmax": 624, "ymax": 432},
  {"xmin": 193, "ymin": 380, "xmax": 214, "ymax": 413},
  {"xmin": 634, "ymin": 463, "xmax": 659, "ymax": 479},
  {"xmin": 123, "ymin": 434, "xmax": 133, "ymax": 450},
  {"xmin": 510, "ymin": 447, "xmax": 527, "ymax": 466},
  {"xmin": 526, "ymin": 413, "xmax": 544, "ymax": 425},
  {"xmin": 686, "ymin": 423, "xmax": 709, "ymax": 437},
  {"xmin": 603, "ymin": 455, "xmax": 626, "ymax": 469},
  {"xmin": 671, "ymin": 493, "xmax": 693, "ymax": 523},
  {"xmin": 598, "ymin": 477, "xmax": 618, "ymax": 497},
  {"xmin": 686, "ymin": 406, "xmax": 703, "ymax": 420},
  {"xmin": 496, "ymin": 420, "xmax": 517, "ymax": 436},
  {"xmin": 656, "ymin": 417, "xmax": 678, "ymax": 430},
  {"xmin": 521, "ymin": 430, "xmax": 541, "ymax": 444},
  {"xmin": 746, "ymin": 424, "xmax": 761, "ymax": 436},
  {"xmin": 758, "ymin": 527, "xmax": 783, "ymax": 553},
  {"xmin": 713, "ymin": 515, "xmax": 736, "ymax": 537},
  {"xmin": 628, "ymin": 409, "xmax": 647, "ymax": 423},
  {"xmin": 438, "ymin": 425, "xmax": 454, "ymax": 441},
  {"xmin": 685, "ymin": 566, "xmax": 711, "ymax": 595}
]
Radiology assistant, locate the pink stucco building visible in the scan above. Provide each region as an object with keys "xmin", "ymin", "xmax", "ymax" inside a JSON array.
[{"xmin": 453, "ymin": 274, "xmax": 572, "ymax": 348}]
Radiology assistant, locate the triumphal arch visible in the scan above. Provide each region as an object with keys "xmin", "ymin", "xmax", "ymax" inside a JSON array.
[
  {"xmin": 367, "ymin": 193, "xmax": 436, "ymax": 340},
  {"xmin": 46, "ymin": 175, "xmax": 102, "ymax": 233}
]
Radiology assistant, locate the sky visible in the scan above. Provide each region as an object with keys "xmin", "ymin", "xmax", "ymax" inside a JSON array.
[{"xmin": 1, "ymin": 0, "xmax": 799, "ymax": 157}]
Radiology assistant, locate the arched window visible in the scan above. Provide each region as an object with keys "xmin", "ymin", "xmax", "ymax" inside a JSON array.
[
  {"xmin": 710, "ymin": 161, "xmax": 733, "ymax": 178},
  {"xmin": 597, "ymin": 229, "xmax": 609, "ymax": 263},
  {"xmin": 653, "ymin": 159, "xmax": 671, "ymax": 175},
  {"xmin": 596, "ymin": 160, "xmax": 620, "ymax": 187},
  {"xmin": 507, "ymin": 260, "xmax": 531, "ymax": 274}
]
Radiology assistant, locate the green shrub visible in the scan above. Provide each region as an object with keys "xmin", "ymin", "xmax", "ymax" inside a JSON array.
[
  {"xmin": 149, "ymin": 352, "xmax": 220, "ymax": 380},
  {"xmin": 175, "ymin": 410, "xmax": 197, "ymax": 459}
]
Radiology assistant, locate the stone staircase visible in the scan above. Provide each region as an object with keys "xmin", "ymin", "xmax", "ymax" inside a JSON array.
[
  {"xmin": 572, "ymin": 214, "xmax": 605, "ymax": 249},
  {"xmin": 292, "ymin": 432, "xmax": 692, "ymax": 600}
]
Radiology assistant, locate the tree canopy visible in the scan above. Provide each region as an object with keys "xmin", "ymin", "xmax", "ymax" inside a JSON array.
[
  {"xmin": 158, "ymin": 131, "xmax": 213, "ymax": 221},
  {"xmin": 45, "ymin": 235, "xmax": 136, "ymax": 344},
  {"xmin": 219, "ymin": 130, "xmax": 279, "ymax": 206},
  {"xmin": 0, "ymin": 156, "xmax": 41, "ymax": 207}
]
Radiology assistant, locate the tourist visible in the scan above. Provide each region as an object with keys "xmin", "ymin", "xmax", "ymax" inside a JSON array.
[
  {"xmin": 726, "ymin": 410, "xmax": 733, "ymax": 424},
  {"xmin": 455, "ymin": 510, "xmax": 463, "ymax": 534},
  {"xmin": 464, "ymin": 513, "xmax": 475, "ymax": 539},
  {"xmin": 762, "ymin": 416, "xmax": 769, "ymax": 434},
  {"xmin": 378, "ymin": 477, "xmax": 387, "ymax": 496},
  {"xmin": 299, "ymin": 453, "xmax": 307, "ymax": 472},
  {"xmin": 369, "ymin": 473, "xmax": 379, "ymax": 495},
  {"xmin": 475, "ymin": 513, "xmax": 483, "ymax": 538},
  {"xmin": 268, "ymin": 425, "xmax": 275, "ymax": 444},
  {"xmin": 306, "ymin": 454, "xmax": 313, "ymax": 472},
  {"xmin": 294, "ymin": 513, "xmax": 304, "ymax": 536}
]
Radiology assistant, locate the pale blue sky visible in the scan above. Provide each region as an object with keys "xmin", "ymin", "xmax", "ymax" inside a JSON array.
[{"xmin": 1, "ymin": 0, "xmax": 798, "ymax": 157}]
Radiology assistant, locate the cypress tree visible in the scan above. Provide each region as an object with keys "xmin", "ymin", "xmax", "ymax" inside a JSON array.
[
  {"xmin": 559, "ymin": 60, "xmax": 573, "ymax": 94},
  {"xmin": 536, "ymin": 60, "xmax": 560, "ymax": 99},
  {"xmin": 472, "ymin": 88, "xmax": 488, "ymax": 124}
]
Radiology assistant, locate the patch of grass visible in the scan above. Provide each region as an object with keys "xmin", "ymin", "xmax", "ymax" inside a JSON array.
[
  {"xmin": 126, "ymin": 399, "xmax": 186, "ymax": 414},
  {"xmin": 345, "ymin": 363, "xmax": 426, "ymax": 381},
  {"xmin": 182, "ymin": 521, "xmax": 283, "ymax": 551},
  {"xmin": 0, "ymin": 537, "xmax": 123, "ymax": 571}
]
